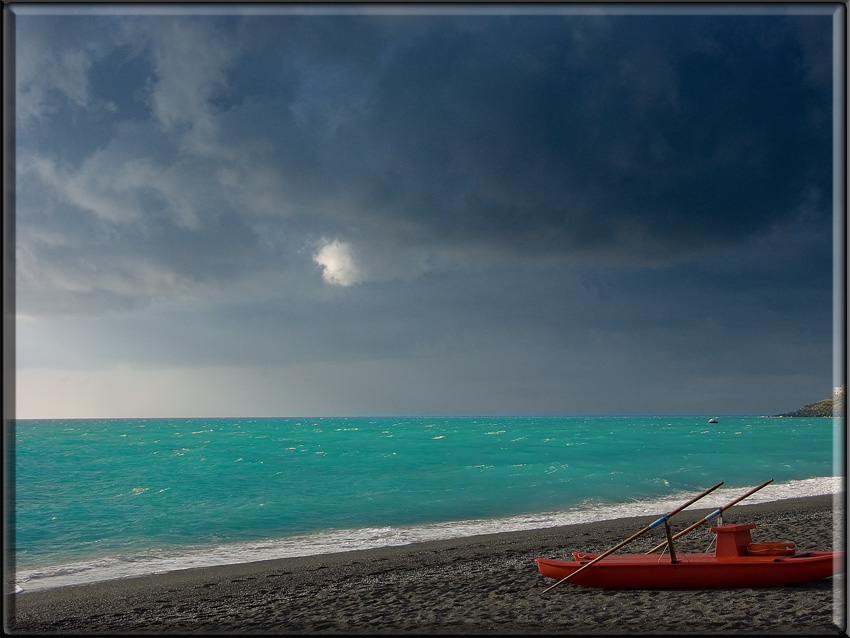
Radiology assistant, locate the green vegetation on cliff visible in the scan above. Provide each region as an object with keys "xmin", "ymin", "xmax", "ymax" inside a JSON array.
[{"xmin": 777, "ymin": 386, "xmax": 845, "ymax": 417}]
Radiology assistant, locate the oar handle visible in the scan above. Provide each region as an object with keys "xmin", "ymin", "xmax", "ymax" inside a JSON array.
[
  {"xmin": 646, "ymin": 479, "xmax": 773, "ymax": 554},
  {"xmin": 664, "ymin": 481, "xmax": 725, "ymax": 518},
  {"xmin": 713, "ymin": 478, "xmax": 773, "ymax": 513},
  {"xmin": 541, "ymin": 481, "xmax": 723, "ymax": 594}
]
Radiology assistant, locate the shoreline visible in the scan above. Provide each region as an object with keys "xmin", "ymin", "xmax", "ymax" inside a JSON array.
[
  {"xmin": 13, "ymin": 476, "xmax": 844, "ymax": 595},
  {"xmin": 6, "ymin": 494, "xmax": 846, "ymax": 634}
]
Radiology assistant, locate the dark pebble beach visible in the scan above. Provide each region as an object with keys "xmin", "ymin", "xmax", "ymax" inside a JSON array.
[{"xmin": 5, "ymin": 495, "xmax": 845, "ymax": 635}]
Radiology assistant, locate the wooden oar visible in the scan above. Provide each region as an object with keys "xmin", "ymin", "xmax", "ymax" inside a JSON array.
[
  {"xmin": 541, "ymin": 481, "xmax": 723, "ymax": 594},
  {"xmin": 646, "ymin": 478, "xmax": 774, "ymax": 554}
]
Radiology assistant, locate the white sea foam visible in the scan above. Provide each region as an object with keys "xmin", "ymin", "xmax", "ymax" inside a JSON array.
[{"xmin": 13, "ymin": 476, "xmax": 843, "ymax": 594}]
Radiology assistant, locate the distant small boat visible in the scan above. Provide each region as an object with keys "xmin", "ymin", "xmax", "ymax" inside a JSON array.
[{"xmin": 708, "ymin": 417, "xmax": 718, "ymax": 423}]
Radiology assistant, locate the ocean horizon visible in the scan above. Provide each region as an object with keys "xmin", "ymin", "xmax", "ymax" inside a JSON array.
[{"xmin": 11, "ymin": 415, "xmax": 843, "ymax": 593}]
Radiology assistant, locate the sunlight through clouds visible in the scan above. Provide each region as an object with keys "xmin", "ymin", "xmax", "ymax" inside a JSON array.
[{"xmin": 313, "ymin": 239, "xmax": 361, "ymax": 286}]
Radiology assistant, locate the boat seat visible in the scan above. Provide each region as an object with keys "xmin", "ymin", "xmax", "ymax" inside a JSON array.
[
  {"xmin": 711, "ymin": 523, "xmax": 756, "ymax": 556},
  {"xmin": 747, "ymin": 541, "xmax": 796, "ymax": 556}
]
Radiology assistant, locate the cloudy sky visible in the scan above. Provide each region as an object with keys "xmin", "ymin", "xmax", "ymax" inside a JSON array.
[{"xmin": 10, "ymin": 4, "xmax": 843, "ymax": 418}]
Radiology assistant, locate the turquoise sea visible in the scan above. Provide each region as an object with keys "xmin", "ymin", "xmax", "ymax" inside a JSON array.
[{"xmin": 10, "ymin": 415, "xmax": 844, "ymax": 593}]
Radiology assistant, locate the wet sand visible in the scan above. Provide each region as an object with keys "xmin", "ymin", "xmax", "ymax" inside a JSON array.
[{"xmin": 5, "ymin": 495, "xmax": 846, "ymax": 634}]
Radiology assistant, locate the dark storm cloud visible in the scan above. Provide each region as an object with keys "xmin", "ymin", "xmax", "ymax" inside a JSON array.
[
  {"xmin": 15, "ymin": 9, "xmax": 834, "ymax": 318},
  {"xmin": 282, "ymin": 12, "xmax": 833, "ymax": 260}
]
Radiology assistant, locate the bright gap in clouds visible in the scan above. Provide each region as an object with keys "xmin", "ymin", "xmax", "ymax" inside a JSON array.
[{"xmin": 313, "ymin": 239, "xmax": 360, "ymax": 286}]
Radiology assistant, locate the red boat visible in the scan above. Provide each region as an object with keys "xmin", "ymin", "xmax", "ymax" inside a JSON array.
[{"xmin": 537, "ymin": 523, "xmax": 844, "ymax": 589}]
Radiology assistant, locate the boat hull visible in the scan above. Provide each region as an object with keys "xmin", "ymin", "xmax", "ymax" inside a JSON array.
[{"xmin": 536, "ymin": 551, "xmax": 844, "ymax": 589}]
